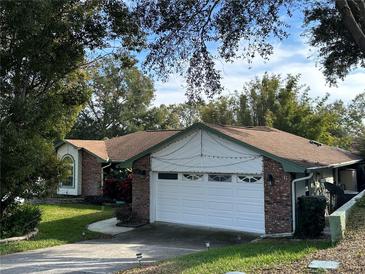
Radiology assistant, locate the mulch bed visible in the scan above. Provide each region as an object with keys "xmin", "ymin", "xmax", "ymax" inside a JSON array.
[{"xmin": 259, "ymin": 202, "xmax": 365, "ymax": 273}]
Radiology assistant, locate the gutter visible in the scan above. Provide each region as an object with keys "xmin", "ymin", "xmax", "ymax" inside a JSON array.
[
  {"xmin": 101, "ymin": 162, "xmax": 112, "ymax": 189},
  {"xmin": 291, "ymin": 173, "xmax": 314, "ymax": 234},
  {"xmin": 306, "ymin": 159, "xmax": 363, "ymax": 171}
]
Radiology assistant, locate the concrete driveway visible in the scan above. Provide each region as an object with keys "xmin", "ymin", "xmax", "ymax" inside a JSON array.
[{"xmin": 0, "ymin": 223, "xmax": 256, "ymax": 274}]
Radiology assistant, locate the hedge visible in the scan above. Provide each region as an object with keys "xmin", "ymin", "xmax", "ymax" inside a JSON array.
[{"xmin": 296, "ymin": 195, "xmax": 326, "ymax": 238}]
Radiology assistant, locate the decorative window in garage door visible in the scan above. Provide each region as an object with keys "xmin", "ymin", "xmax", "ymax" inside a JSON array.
[
  {"xmin": 182, "ymin": 174, "xmax": 204, "ymax": 181},
  {"xmin": 158, "ymin": 173, "xmax": 178, "ymax": 180},
  {"xmin": 237, "ymin": 175, "xmax": 262, "ymax": 183},
  {"xmin": 208, "ymin": 174, "xmax": 232, "ymax": 182}
]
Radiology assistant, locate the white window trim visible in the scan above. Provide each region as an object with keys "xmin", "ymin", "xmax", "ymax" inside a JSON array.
[
  {"xmin": 182, "ymin": 173, "xmax": 204, "ymax": 181},
  {"xmin": 208, "ymin": 174, "xmax": 232, "ymax": 183},
  {"xmin": 237, "ymin": 174, "xmax": 263, "ymax": 183},
  {"xmin": 61, "ymin": 154, "xmax": 76, "ymax": 189}
]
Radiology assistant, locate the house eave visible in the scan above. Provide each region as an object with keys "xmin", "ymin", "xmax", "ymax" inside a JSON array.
[{"xmin": 305, "ymin": 159, "xmax": 364, "ymax": 171}]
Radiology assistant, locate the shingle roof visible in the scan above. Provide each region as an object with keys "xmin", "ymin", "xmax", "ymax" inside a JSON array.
[
  {"xmin": 62, "ymin": 123, "xmax": 362, "ymax": 169},
  {"xmin": 105, "ymin": 130, "xmax": 180, "ymax": 161},
  {"xmin": 63, "ymin": 130, "xmax": 180, "ymax": 162},
  {"xmin": 65, "ymin": 139, "xmax": 109, "ymax": 161},
  {"xmin": 206, "ymin": 123, "xmax": 362, "ymax": 168}
]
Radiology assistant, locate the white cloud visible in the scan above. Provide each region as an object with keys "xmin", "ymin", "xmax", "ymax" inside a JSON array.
[
  {"xmin": 153, "ymin": 74, "xmax": 186, "ymax": 105},
  {"xmin": 153, "ymin": 41, "xmax": 364, "ymax": 106}
]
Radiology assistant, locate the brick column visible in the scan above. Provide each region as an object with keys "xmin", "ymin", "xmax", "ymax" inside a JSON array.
[
  {"xmin": 132, "ymin": 155, "xmax": 151, "ymax": 222},
  {"xmin": 264, "ymin": 157, "xmax": 293, "ymax": 234},
  {"xmin": 82, "ymin": 151, "xmax": 102, "ymax": 196}
]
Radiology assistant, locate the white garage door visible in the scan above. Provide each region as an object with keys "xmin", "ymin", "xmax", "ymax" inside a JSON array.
[{"xmin": 153, "ymin": 172, "xmax": 265, "ymax": 234}]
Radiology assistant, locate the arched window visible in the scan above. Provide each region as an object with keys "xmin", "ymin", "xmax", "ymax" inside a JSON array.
[{"xmin": 62, "ymin": 155, "xmax": 75, "ymax": 188}]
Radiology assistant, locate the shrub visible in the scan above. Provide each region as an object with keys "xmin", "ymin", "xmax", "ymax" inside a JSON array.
[
  {"xmin": 296, "ymin": 195, "xmax": 326, "ymax": 238},
  {"xmin": 115, "ymin": 204, "xmax": 132, "ymax": 223},
  {"xmin": 0, "ymin": 203, "xmax": 41, "ymax": 239},
  {"xmin": 103, "ymin": 174, "xmax": 132, "ymax": 203},
  {"xmin": 84, "ymin": 195, "xmax": 112, "ymax": 205}
]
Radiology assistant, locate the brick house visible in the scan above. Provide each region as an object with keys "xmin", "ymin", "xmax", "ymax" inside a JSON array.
[{"xmin": 56, "ymin": 123, "xmax": 364, "ymax": 235}]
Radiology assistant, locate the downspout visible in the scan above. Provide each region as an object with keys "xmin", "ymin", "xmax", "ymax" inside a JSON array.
[
  {"xmin": 101, "ymin": 162, "xmax": 112, "ymax": 190},
  {"xmin": 291, "ymin": 173, "xmax": 314, "ymax": 234}
]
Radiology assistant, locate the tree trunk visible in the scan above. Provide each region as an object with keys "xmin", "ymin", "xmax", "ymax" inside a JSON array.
[{"xmin": 336, "ymin": 0, "xmax": 365, "ymax": 53}]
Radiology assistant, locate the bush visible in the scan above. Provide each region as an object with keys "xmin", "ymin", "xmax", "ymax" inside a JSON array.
[
  {"xmin": 296, "ymin": 195, "xmax": 326, "ymax": 238},
  {"xmin": 0, "ymin": 203, "xmax": 41, "ymax": 239},
  {"xmin": 115, "ymin": 204, "xmax": 132, "ymax": 223},
  {"xmin": 84, "ymin": 195, "xmax": 112, "ymax": 205},
  {"xmin": 103, "ymin": 174, "xmax": 132, "ymax": 203}
]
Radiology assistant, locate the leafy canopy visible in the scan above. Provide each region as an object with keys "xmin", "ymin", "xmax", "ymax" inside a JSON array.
[
  {"xmin": 0, "ymin": 0, "xmax": 143, "ymax": 216},
  {"xmin": 69, "ymin": 57, "xmax": 155, "ymax": 139},
  {"xmin": 136, "ymin": 0, "xmax": 365, "ymax": 99}
]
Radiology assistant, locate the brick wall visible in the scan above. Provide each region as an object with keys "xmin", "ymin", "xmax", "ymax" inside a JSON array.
[
  {"xmin": 81, "ymin": 151, "xmax": 102, "ymax": 196},
  {"xmin": 264, "ymin": 157, "xmax": 293, "ymax": 234},
  {"xmin": 132, "ymin": 155, "xmax": 150, "ymax": 222}
]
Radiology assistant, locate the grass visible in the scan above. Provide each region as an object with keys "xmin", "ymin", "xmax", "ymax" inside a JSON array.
[
  {"xmin": 0, "ymin": 203, "xmax": 113, "ymax": 255},
  {"xmin": 122, "ymin": 239, "xmax": 330, "ymax": 274}
]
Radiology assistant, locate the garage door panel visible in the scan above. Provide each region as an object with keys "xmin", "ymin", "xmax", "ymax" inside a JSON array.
[
  {"xmin": 154, "ymin": 173, "xmax": 265, "ymax": 233},
  {"xmin": 235, "ymin": 204, "xmax": 264, "ymax": 214},
  {"xmin": 180, "ymin": 199, "xmax": 206, "ymax": 209},
  {"xmin": 234, "ymin": 199, "xmax": 264, "ymax": 207},
  {"xmin": 157, "ymin": 198, "xmax": 178, "ymax": 207},
  {"xmin": 236, "ymin": 188, "xmax": 263, "ymax": 197},
  {"xmin": 181, "ymin": 213, "xmax": 207, "ymax": 223},
  {"xmin": 180, "ymin": 201, "xmax": 206, "ymax": 214},
  {"xmin": 157, "ymin": 204, "xmax": 180, "ymax": 213},
  {"xmin": 157, "ymin": 212, "xmax": 183, "ymax": 222},
  {"xmin": 157, "ymin": 193, "xmax": 181, "ymax": 201},
  {"xmin": 206, "ymin": 201, "xmax": 234, "ymax": 211},
  {"xmin": 206, "ymin": 215, "xmax": 234, "ymax": 225},
  {"xmin": 236, "ymin": 219, "xmax": 265, "ymax": 229},
  {"xmin": 206, "ymin": 186, "xmax": 234, "ymax": 196},
  {"xmin": 179, "ymin": 187, "xmax": 206, "ymax": 196}
]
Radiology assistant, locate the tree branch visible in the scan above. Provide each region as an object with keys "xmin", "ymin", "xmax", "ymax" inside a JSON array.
[{"xmin": 336, "ymin": 0, "xmax": 365, "ymax": 52}]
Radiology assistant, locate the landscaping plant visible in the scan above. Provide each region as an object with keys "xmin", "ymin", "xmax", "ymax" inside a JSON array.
[
  {"xmin": 0, "ymin": 204, "xmax": 41, "ymax": 239},
  {"xmin": 296, "ymin": 195, "xmax": 327, "ymax": 238},
  {"xmin": 115, "ymin": 204, "xmax": 132, "ymax": 224},
  {"xmin": 103, "ymin": 174, "xmax": 132, "ymax": 203}
]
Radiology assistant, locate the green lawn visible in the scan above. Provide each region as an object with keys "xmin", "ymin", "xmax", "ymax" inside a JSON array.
[
  {"xmin": 123, "ymin": 239, "xmax": 330, "ymax": 274},
  {"xmin": 0, "ymin": 203, "xmax": 113, "ymax": 255}
]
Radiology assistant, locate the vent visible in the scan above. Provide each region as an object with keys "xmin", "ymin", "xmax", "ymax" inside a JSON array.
[{"xmin": 309, "ymin": 140, "xmax": 322, "ymax": 147}]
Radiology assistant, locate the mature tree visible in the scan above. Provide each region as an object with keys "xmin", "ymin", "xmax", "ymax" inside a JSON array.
[
  {"xmin": 200, "ymin": 97, "xmax": 236, "ymax": 125},
  {"xmin": 142, "ymin": 103, "xmax": 202, "ymax": 130},
  {"xmin": 135, "ymin": 0, "xmax": 365, "ymax": 99},
  {"xmin": 69, "ymin": 57, "xmax": 154, "ymax": 139},
  {"xmin": 140, "ymin": 105, "xmax": 181, "ymax": 130},
  {"xmin": 0, "ymin": 0, "xmax": 143, "ymax": 216},
  {"xmin": 347, "ymin": 92, "xmax": 365, "ymax": 135}
]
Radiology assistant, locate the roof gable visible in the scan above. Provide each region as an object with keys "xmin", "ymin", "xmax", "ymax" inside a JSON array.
[
  {"xmin": 64, "ymin": 139, "xmax": 109, "ymax": 161},
  {"xmin": 120, "ymin": 123, "xmax": 362, "ymax": 172}
]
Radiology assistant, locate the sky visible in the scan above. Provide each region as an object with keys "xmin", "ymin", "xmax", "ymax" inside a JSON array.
[{"xmin": 145, "ymin": 9, "xmax": 364, "ymax": 106}]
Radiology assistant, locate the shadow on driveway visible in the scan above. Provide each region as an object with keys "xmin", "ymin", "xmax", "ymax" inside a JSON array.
[{"xmin": 0, "ymin": 223, "xmax": 257, "ymax": 274}]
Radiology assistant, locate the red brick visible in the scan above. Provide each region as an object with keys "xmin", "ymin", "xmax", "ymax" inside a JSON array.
[
  {"xmin": 131, "ymin": 155, "xmax": 150, "ymax": 222},
  {"xmin": 264, "ymin": 157, "xmax": 293, "ymax": 234},
  {"xmin": 81, "ymin": 151, "xmax": 102, "ymax": 196}
]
